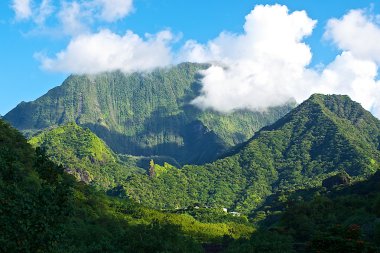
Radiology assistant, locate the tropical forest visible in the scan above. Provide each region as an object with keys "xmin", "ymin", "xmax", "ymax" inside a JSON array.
[{"xmin": 2, "ymin": 1, "xmax": 380, "ymax": 252}]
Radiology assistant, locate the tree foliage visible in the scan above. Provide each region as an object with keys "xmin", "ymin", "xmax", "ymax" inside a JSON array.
[
  {"xmin": 0, "ymin": 119, "xmax": 254, "ymax": 252},
  {"xmin": 122, "ymin": 94, "xmax": 380, "ymax": 215}
]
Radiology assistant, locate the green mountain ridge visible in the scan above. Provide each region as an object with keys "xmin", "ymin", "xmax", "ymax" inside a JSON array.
[
  {"xmin": 0, "ymin": 119, "xmax": 256, "ymax": 253},
  {"xmin": 4, "ymin": 62, "xmax": 294, "ymax": 165},
  {"xmin": 3, "ymin": 93, "xmax": 380, "ymax": 252},
  {"xmin": 121, "ymin": 94, "xmax": 380, "ymax": 214},
  {"xmin": 3, "ymin": 117, "xmax": 380, "ymax": 252}
]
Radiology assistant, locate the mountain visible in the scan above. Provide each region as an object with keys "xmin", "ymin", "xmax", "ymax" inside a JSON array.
[
  {"xmin": 4, "ymin": 94, "xmax": 380, "ymax": 252},
  {"xmin": 121, "ymin": 94, "xmax": 380, "ymax": 213},
  {"xmin": 0, "ymin": 119, "xmax": 255, "ymax": 252},
  {"xmin": 4, "ymin": 62, "xmax": 294, "ymax": 165},
  {"xmin": 29, "ymin": 122, "xmax": 144, "ymax": 189}
]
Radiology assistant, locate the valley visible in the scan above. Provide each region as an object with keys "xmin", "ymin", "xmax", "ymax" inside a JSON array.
[
  {"xmin": 2, "ymin": 79, "xmax": 380, "ymax": 252},
  {"xmin": 3, "ymin": 1, "xmax": 380, "ymax": 252}
]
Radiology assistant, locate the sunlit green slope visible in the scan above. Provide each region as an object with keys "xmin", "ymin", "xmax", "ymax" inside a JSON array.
[{"xmin": 122, "ymin": 94, "xmax": 380, "ymax": 213}]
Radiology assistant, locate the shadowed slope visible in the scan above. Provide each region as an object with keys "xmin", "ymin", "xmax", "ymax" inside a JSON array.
[{"xmin": 4, "ymin": 63, "xmax": 294, "ymax": 165}]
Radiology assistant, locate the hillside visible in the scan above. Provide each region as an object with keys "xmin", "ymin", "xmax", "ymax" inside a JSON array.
[
  {"xmin": 224, "ymin": 171, "xmax": 380, "ymax": 252},
  {"xmin": 3, "ymin": 95, "xmax": 380, "ymax": 252},
  {"xmin": 0, "ymin": 119, "xmax": 256, "ymax": 252},
  {"xmin": 4, "ymin": 62, "xmax": 294, "ymax": 165},
  {"xmin": 121, "ymin": 94, "xmax": 380, "ymax": 213},
  {"xmin": 29, "ymin": 122, "xmax": 144, "ymax": 189}
]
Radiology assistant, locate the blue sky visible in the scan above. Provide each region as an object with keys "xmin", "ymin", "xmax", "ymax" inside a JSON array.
[{"xmin": 1, "ymin": 0, "xmax": 380, "ymax": 116}]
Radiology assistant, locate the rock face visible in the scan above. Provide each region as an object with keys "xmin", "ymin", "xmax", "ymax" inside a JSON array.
[
  {"xmin": 64, "ymin": 167, "xmax": 91, "ymax": 184},
  {"xmin": 322, "ymin": 172, "xmax": 352, "ymax": 189},
  {"xmin": 4, "ymin": 63, "xmax": 294, "ymax": 165}
]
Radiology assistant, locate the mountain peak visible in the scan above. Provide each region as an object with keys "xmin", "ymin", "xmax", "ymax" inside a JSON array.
[
  {"xmin": 307, "ymin": 93, "xmax": 370, "ymax": 121},
  {"xmin": 4, "ymin": 62, "xmax": 294, "ymax": 165},
  {"xmin": 268, "ymin": 94, "xmax": 378, "ymax": 131},
  {"xmin": 308, "ymin": 93, "xmax": 350, "ymax": 101}
]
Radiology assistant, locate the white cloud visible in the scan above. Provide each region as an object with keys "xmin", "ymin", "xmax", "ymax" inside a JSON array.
[
  {"xmin": 11, "ymin": 0, "xmax": 134, "ymax": 35},
  {"xmin": 182, "ymin": 4, "xmax": 317, "ymax": 111},
  {"xmin": 180, "ymin": 5, "xmax": 316, "ymax": 65},
  {"xmin": 37, "ymin": 29, "xmax": 174, "ymax": 74},
  {"xmin": 32, "ymin": 4, "xmax": 380, "ymax": 118},
  {"xmin": 325, "ymin": 10, "xmax": 380, "ymax": 63},
  {"xmin": 96, "ymin": 0, "xmax": 134, "ymax": 22},
  {"xmin": 57, "ymin": 1, "xmax": 89, "ymax": 36},
  {"xmin": 179, "ymin": 5, "xmax": 380, "ymax": 118},
  {"xmin": 321, "ymin": 10, "xmax": 380, "ymax": 116},
  {"xmin": 34, "ymin": 0, "xmax": 54, "ymax": 25},
  {"xmin": 55, "ymin": 0, "xmax": 134, "ymax": 35},
  {"xmin": 12, "ymin": 0, "xmax": 32, "ymax": 20},
  {"xmin": 314, "ymin": 52, "xmax": 380, "ymax": 112}
]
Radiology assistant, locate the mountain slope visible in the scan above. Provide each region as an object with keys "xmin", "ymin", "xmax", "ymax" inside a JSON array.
[
  {"xmin": 122, "ymin": 94, "xmax": 380, "ymax": 213},
  {"xmin": 29, "ymin": 122, "xmax": 144, "ymax": 189},
  {"xmin": 0, "ymin": 119, "xmax": 255, "ymax": 252},
  {"xmin": 225, "ymin": 171, "xmax": 380, "ymax": 252},
  {"xmin": 4, "ymin": 62, "xmax": 294, "ymax": 165}
]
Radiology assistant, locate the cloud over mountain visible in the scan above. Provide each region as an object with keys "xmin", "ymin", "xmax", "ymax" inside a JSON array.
[
  {"xmin": 12, "ymin": 2, "xmax": 380, "ymax": 117},
  {"xmin": 37, "ymin": 29, "xmax": 174, "ymax": 73},
  {"xmin": 181, "ymin": 5, "xmax": 380, "ymax": 117},
  {"xmin": 321, "ymin": 9, "xmax": 380, "ymax": 117},
  {"xmin": 181, "ymin": 4, "xmax": 317, "ymax": 111}
]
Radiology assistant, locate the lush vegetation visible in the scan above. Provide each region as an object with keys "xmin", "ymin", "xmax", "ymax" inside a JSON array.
[
  {"xmin": 121, "ymin": 94, "xmax": 380, "ymax": 215},
  {"xmin": 3, "ymin": 93, "xmax": 380, "ymax": 252},
  {"xmin": 29, "ymin": 122, "xmax": 144, "ymax": 189},
  {"xmin": 4, "ymin": 62, "xmax": 294, "ymax": 165},
  {"xmin": 239, "ymin": 170, "xmax": 380, "ymax": 253},
  {"xmin": 0, "ymin": 119, "xmax": 255, "ymax": 252}
]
